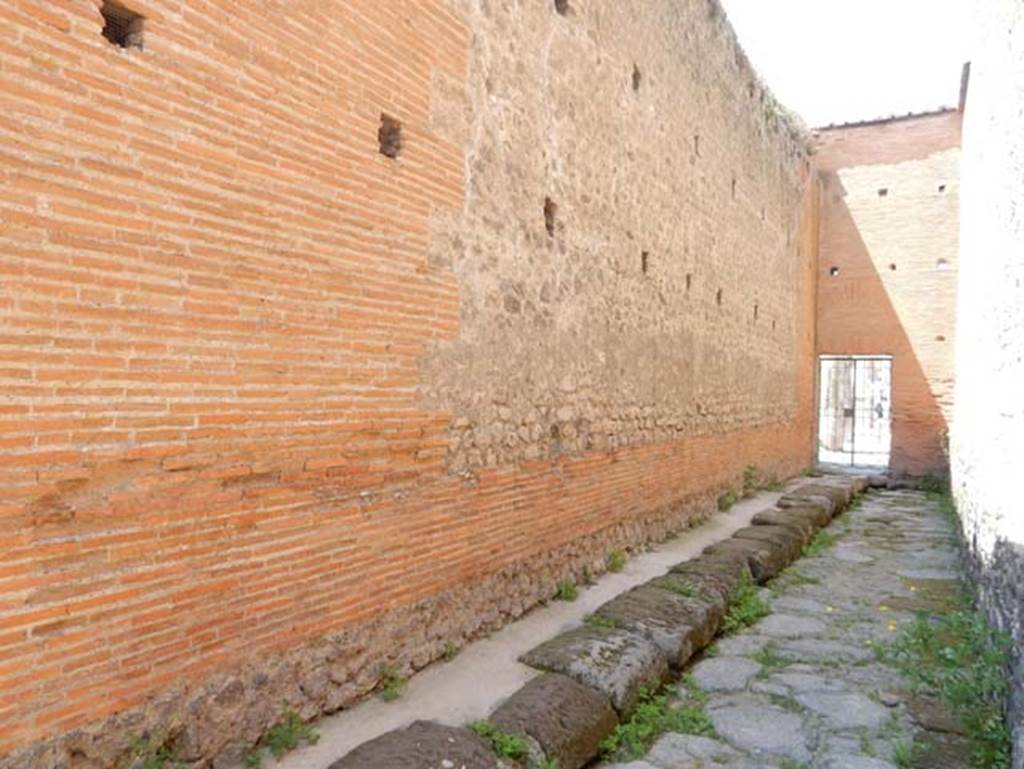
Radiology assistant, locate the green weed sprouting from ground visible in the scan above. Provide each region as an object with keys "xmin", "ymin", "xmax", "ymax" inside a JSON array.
[
  {"xmin": 752, "ymin": 640, "xmax": 789, "ymax": 679},
  {"xmin": 768, "ymin": 693, "xmax": 803, "ymax": 713},
  {"xmin": 769, "ymin": 568, "xmax": 820, "ymax": 596},
  {"xmin": 555, "ymin": 579, "xmax": 578, "ymax": 601},
  {"xmin": 892, "ymin": 738, "xmax": 915, "ymax": 769},
  {"xmin": 721, "ymin": 572, "xmax": 769, "ymax": 635},
  {"xmin": 442, "ymin": 640, "xmax": 459, "ymax": 661},
  {"xmin": 883, "ymin": 610, "xmax": 1012, "ymax": 769},
  {"xmin": 765, "ymin": 475, "xmax": 785, "ymax": 492},
  {"xmin": 742, "ymin": 465, "xmax": 760, "ymax": 497},
  {"xmin": 916, "ymin": 474, "xmax": 950, "ymax": 495},
  {"xmin": 599, "ymin": 684, "xmax": 714, "ymax": 760},
  {"xmin": 717, "ymin": 489, "xmax": 738, "ymax": 511},
  {"xmin": 127, "ymin": 735, "xmax": 184, "ymax": 769},
  {"xmin": 607, "ymin": 549, "xmax": 626, "ymax": 573},
  {"xmin": 377, "ymin": 663, "xmax": 407, "ymax": 702},
  {"xmin": 469, "ymin": 720, "xmax": 528, "ymax": 760},
  {"xmin": 243, "ymin": 707, "xmax": 319, "ymax": 768},
  {"xmin": 803, "ymin": 529, "xmax": 837, "ymax": 557}
]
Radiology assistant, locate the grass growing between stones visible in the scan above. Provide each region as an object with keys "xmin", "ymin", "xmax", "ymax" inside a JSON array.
[
  {"xmin": 468, "ymin": 720, "xmax": 528, "ymax": 760},
  {"xmin": 244, "ymin": 708, "xmax": 319, "ymax": 768},
  {"xmin": 882, "ymin": 610, "xmax": 1012, "ymax": 769},
  {"xmin": 752, "ymin": 640, "xmax": 789, "ymax": 678},
  {"xmin": 803, "ymin": 529, "xmax": 837, "ymax": 557},
  {"xmin": 598, "ymin": 680, "xmax": 714, "ymax": 761},
  {"xmin": 720, "ymin": 572, "xmax": 769, "ymax": 635}
]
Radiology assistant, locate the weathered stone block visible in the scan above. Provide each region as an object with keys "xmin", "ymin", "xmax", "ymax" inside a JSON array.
[
  {"xmin": 669, "ymin": 553, "xmax": 752, "ymax": 597},
  {"xmin": 519, "ymin": 626, "xmax": 669, "ymax": 716},
  {"xmin": 793, "ymin": 483, "xmax": 852, "ymax": 510},
  {"xmin": 592, "ymin": 585, "xmax": 723, "ymax": 667},
  {"xmin": 490, "ymin": 673, "xmax": 617, "ymax": 769},
  {"xmin": 750, "ymin": 508, "xmax": 818, "ymax": 544},
  {"xmin": 327, "ymin": 721, "xmax": 499, "ymax": 769},
  {"xmin": 777, "ymin": 492, "xmax": 836, "ymax": 517},
  {"xmin": 646, "ymin": 571, "xmax": 732, "ymax": 612},
  {"xmin": 702, "ymin": 537, "xmax": 788, "ymax": 582},
  {"xmin": 732, "ymin": 524, "xmax": 804, "ymax": 562}
]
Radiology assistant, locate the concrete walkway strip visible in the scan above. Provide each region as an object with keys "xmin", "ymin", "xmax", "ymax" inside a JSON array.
[{"xmin": 265, "ymin": 476, "xmax": 861, "ymax": 769}]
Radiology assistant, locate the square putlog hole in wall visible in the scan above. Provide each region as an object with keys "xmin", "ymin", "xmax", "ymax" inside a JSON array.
[
  {"xmin": 378, "ymin": 114, "xmax": 403, "ymax": 159},
  {"xmin": 101, "ymin": 0, "xmax": 145, "ymax": 50},
  {"xmin": 544, "ymin": 197, "xmax": 558, "ymax": 237},
  {"xmin": 554, "ymin": 0, "xmax": 570, "ymax": 15}
]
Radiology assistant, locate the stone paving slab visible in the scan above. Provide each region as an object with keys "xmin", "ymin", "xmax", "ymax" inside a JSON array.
[{"xmin": 604, "ymin": 488, "xmax": 966, "ymax": 769}]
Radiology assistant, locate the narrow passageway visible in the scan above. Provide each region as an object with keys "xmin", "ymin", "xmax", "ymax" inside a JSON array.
[{"xmin": 605, "ymin": 489, "xmax": 968, "ymax": 769}]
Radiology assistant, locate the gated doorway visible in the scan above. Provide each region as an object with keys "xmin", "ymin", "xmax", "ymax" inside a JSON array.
[{"xmin": 817, "ymin": 355, "xmax": 892, "ymax": 468}]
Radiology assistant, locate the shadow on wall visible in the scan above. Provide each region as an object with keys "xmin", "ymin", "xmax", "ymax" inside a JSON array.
[{"xmin": 817, "ymin": 172, "xmax": 950, "ymax": 476}]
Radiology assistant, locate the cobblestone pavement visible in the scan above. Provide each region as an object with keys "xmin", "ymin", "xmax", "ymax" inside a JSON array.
[{"xmin": 605, "ymin": 488, "xmax": 968, "ymax": 769}]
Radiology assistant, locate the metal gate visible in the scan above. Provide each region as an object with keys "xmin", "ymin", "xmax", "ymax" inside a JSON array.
[{"xmin": 817, "ymin": 356, "xmax": 892, "ymax": 468}]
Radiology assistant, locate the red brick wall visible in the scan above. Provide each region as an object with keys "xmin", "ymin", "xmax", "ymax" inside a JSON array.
[
  {"xmin": 0, "ymin": 1, "xmax": 817, "ymax": 764},
  {"xmin": 814, "ymin": 112, "xmax": 961, "ymax": 475}
]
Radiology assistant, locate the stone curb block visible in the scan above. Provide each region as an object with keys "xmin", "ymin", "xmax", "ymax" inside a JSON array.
[
  {"xmin": 518, "ymin": 625, "xmax": 669, "ymax": 717},
  {"xmin": 326, "ymin": 720, "xmax": 500, "ymax": 769},
  {"xmin": 732, "ymin": 524, "xmax": 805, "ymax": 563},
  {"xmin": 489, "ymin": 673, "xmax": 618, "ymax": 769},
  {"xmin": 749, "ymin": 508, "xmax": 818, "ymax": 545},
  {"xmin": 702, "ymin": 536, "xmax": 789, "ymax": 582}
]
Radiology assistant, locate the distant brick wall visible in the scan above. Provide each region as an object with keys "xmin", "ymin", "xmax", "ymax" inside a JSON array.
[
  {"xmin": 951, "ymin": 2, "xmax": 1024, "ymax": 764},
  {"xmin": 813, "ymin": 113, "xmax": 961, "ymax": 475},
  {"xmin": 0, "ymin": 1, "xmax": 815, "ymax": 766}
]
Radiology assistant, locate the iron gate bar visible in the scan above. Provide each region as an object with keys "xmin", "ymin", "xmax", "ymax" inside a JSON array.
[{"xmin": 817, "ymin": 355, "xmax": 893, "ymax": 468}]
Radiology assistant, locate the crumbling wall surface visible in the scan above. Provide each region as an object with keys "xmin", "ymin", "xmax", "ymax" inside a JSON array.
[
  {"xmin": 814, "ymin": 112, "xmax": 961, "ymax": 475},
  {"xmin": 951, "ymin": 1, "xmax": 1024, "ymax": 764},
  {"xmin": 0, "ymin": 1, "xmax": 814, "ymax": 767}
]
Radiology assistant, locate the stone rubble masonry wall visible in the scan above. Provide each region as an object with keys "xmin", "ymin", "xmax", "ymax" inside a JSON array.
[
  {"xmin": 951, "ymin": 1, "xmax": 1024, "ymax": 766},
  {"xmin": 0, "ymin": 1, "xmax": 814, "ymax": 767},
  {"xmin": 813, "ymin": 112, "xmax": 961, "ymax": 476}
]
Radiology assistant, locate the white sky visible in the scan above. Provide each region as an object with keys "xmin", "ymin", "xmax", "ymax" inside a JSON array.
[{"xmin": 719, "ymin": 0, "xmax": 973, "ymax": 127}]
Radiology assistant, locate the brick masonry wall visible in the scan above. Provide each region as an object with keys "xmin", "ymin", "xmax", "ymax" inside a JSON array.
[
  {"xmin": 0, "ymin": 1, "xmax": 815, "ymax": 766},
  {"xmin": 813, "ymin": 113, "xmax": 961, "ymax": 475},
  {"xmin": 951, "ymin": 2, "xmax": 1024, "ymax": 765}
]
